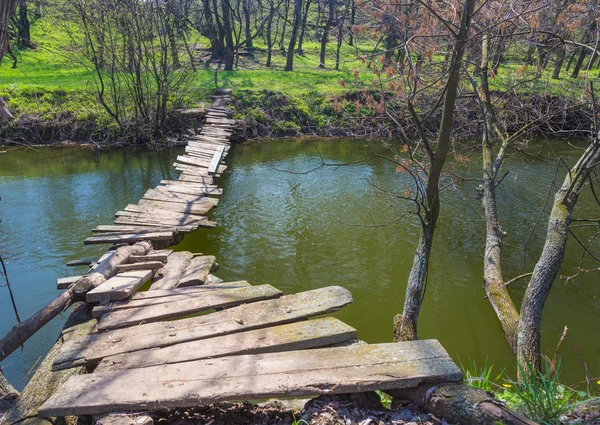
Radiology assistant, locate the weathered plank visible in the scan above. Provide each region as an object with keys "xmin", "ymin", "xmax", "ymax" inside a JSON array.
[
  {"xmin": 86, "ymin": 270, "xmax": 153, "ymax": 303},
  {"xmin": 84, "ymin": 232, "xmax": 174, "ymax": 245},
  {"xmin": 41, "ymin": 340, "xmax": 461, "ymax": 416},
  {"xmin": 96, "ymin": 284, "xmax": 283, "ymax": 331},
  {"xmin": 114, "ymin": 215, "xmax": 215, "ymax": 229},
  {"xmin": 173, "ymin": 163, "xmax": 222, "ymax": 176},
  {"xmin": 116, "ymin": 261, "xmax": 164, "ymax": 273},
  {"xmin": 149, "ymin": 251, "xmax": 192, "ymax": 290},
  {"xmin": 160, "ymin": 180, "xmax": 221, "ymax": 193},
  {"xmin": 128, "ymin": 252, "xmax": 172, "ymax": 263},
  {"xmin": 208, "ymin": 145, "xmax": 226, "ymax": 175},
  {"xmin": 143, "ymin": 188, "xmax": 219, "ymax": 205},
  {"xmin": 177, "ymin": 174, "xmax": 216, "ymax": 185},
  {"xmin": 164, "ymin": 183, "xmax": 224, "ymax": 197},
  {"xmin": 57, "ymin": 276, "xmax": 82, "ymax": 290},
  {"xmin": 52, "ymin": 286, "xmax": 353, "ymax": 370},
  {"xmin": 92, "ymin": 281, "xmax": 253, "ymax": 317},
  {"xmin": 95, "ymin": 318, "xmax": 356, "ymax": 372},
  {"xmin": 93, "ymin": 225, "xmax": 194, "ymax": 234},
  {"xmin": 137, "ymin": 199, "xmax": 215, "ymax": 216},
  {"xmin": 116, "ymin": 209, "xmax": 207, "ymax": 221},
  {"xmin": 176, "ymin": 255, "xmax": 215, "ymax": 287}
]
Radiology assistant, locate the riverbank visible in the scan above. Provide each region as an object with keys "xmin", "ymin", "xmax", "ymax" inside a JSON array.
[{"xmin": 0, "ymin": 88, "xmax": 594, "ymax": 147}]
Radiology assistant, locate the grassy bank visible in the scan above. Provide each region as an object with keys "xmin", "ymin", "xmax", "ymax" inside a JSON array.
[{"xmin": 0, "ymin": 15, "xmax": 594, "ymax": 146}]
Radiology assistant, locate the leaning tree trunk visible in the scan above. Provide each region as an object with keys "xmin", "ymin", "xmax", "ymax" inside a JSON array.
[
  {"xmin": 394, "ymin": 0, "xmax": 476, "ymax": 342},
  {"xmin": 517, "ymin": 141, "xmax": 600, "ymax": 372},
  {"xmin": 478, "ymin": 32, "xmax": 520, "ymax": 352},
  {"xmin": 0, "ymin": 0, "xmax": 17, "ymax": 63}
]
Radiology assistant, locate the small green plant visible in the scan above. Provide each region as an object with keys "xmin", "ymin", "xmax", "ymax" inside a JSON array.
[
  {"xmin": 375, "ymin": 390, "xmax": 392, "ymax": 409},
  {"xmin": 499, "ymin": 357, "xmax": 576, "ymax": 425},
  {"xmin": 291, "ymin": 413, "xmax": 309, "ymax": 425},
  {"xmin": 459, "ymin": 357, "xmax": 502, "ymax": 393}
]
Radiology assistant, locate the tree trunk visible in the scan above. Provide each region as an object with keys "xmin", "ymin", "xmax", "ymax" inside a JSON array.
[
  {"xmin": 394, "ymin": 0, "xmax": 476, "ymax": 342},
  {"xmin": 478, "ymin": 33, "xmax": 520, "ymax": 353},
  {"xmin": 0, "ymin": 0, "xmax": 17, "ymax": 63},
  {"xmin": 221, "ymin": 0, "xmax": 234, "ymax": 70},
  {"xmin": 552, "ymin": 45, "xmax": 565, "ymax": 79},
  {"xmin": 347, "ymin": 0, "xmax": 355, "ymax": 46},
  {"xmin": 296, "ymin": 0, "xmax": 311, "ymax": 54},
  {"xmin": 279, "ymin": 0, "xmax": 289, "ymax": 52},
  {"xmin": 517, "ymin": 142, "xmax": 600, "ymax": 372},
  {"xmin": 265, "ymin": 7, "xmax": 275, "ymax": 67},
  {"xmin": 18, "ymin": 0, "xmax": 31, "ymax": 48},
  {"xmin": 284, "ymin": 0, "xmax": 302, "ymax": 71},
  {"xmin": 570, "ymin": 47, "xmax": 586, "ymax": 78},
  {"xmin": 318, "ymin": 0, "xmax": 334, "ymax": 68},
  {"xmin": 34, "ymin": 0, "xmax": 40, "ymax": 18},
  {"xmin": 210, "ymin": 0, "xmax": 225, "ymax": 61},
  {"xmin": 242, "ymin": 0, "xmax": 253, "ymax": 55}
]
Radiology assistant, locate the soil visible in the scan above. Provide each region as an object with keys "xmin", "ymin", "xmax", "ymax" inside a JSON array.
[{"xmin": 152, "ymin": 393, "xmax": 438, "ymax": 425}]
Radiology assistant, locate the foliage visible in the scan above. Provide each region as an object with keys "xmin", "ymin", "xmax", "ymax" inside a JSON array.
[
  {"xmin": 375, "ymin": 390, "xmax": 392, "ymax": 409},
  {"xmin": 459, "ymin": 357, "xmax": 503, "ymax": 393},
  {"xmin": 290, "ymin": 413, "xmax": 308, "ymax": 425},
  {"xmin": 498, "ymin": 357, "xmax": 585, "ymax": 424}
]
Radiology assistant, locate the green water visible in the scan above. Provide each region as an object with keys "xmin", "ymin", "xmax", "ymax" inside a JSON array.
[{"xmin": 0, "ymin": 139, "xmax": 598, "ymax": 390}]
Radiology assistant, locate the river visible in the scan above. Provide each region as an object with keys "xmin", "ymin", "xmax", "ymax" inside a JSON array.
[{"xmin": 0, "ymin": 138, "xmax": 598, "ymax": 390}]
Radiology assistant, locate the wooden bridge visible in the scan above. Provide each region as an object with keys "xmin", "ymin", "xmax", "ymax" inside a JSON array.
[{"xmin": 20, "ymin": 90, "xmax": 461, "ymax": 420}]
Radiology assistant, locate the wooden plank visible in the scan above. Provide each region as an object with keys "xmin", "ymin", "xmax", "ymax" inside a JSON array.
[
  {"xmin": 206, "ymin": 117, "xmax": 235, "ymax": 125},
  {"xmin": 52, "ymin": 286, "xmax": 353, "ymax": 370},
  {"xmin": 149, "ymin": 251, "xmax": 192, "ymax": 290},
  {"xmin": 57, "ymin": 276, "xmax": 82, "ymax": 290},
  {"xmin": 177, "ymin": 174, "xmax": 215, "ymax": 185},
  {"xmin": 176, "ymin": 255, "xmax": 215, "ymax": 287},
  {"xmin": 93, "ymin": 225, "xmax": 193, "ymax": 234},
  {"xmin": 84, "ymin": 232, "xmax": 174, "ymax": 245},
  {"xmin": 66, "ymin": 259, "xmax": 93, "ymax": 267},
  {"xmin": 173, "ymin": 163, "xmax": 222, "ymax": 176},
  {"xmin": 208, "ymin": 145, "xmax": 226, "ymax": 175},
  {"xmin": 186, "ymin": 142, "xmax": 230, "ymax": 152},
  {"xmin": 96, "ymin": 284, "xmax": 283, "ymax": 330},
  {"xmin": 123, "ymin": 203, "xmax": 209, "ymax": 217},
  {"xmin": 41, "ymin": 340, "xmax": 461, "ymax": 416},
  {"xmin": 132, "ymin": 280, "xmax": 251, "ymax": 300},
  {"xmin": 143, "ymin": 188, "xmax": 218, "ymax": 205},
  {"xmin": 116, "ymin": 262, "xmax": 164, "ymax": 273},
  {"xmin": 128, "ymin": 252, "xmax": 172, "ymax": 263},
  {"xmin": 137, "ymin": 199, "xmax": 215, "ymax": 216},
  {"xmin": 159, "ymin": 180, "xmax": 221, "ymax": 192},
  {"xmin": 114, "ymin": 215, "xmax": 215, "ymax": 229},
  {"xmin": 95, "ymin": 318, "xmax": 356, "ymax": 372},
  {"xmin": 92, "ymin": 281, "xmax": 253, "ymax": 317},
  {"xmin": 86, "ymin": 270, "xmax": 153, "ymax": 303},
  {"xmin": 164, "ymin": 183, "xmax": 224, "ymax": 197}
]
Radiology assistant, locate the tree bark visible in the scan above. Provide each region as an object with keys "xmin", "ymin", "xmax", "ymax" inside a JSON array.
[
  {"xmin": 284, "ymin": 0, "xmax": 302, "ymax": 71},
  {"xmin": 318, "ymin": 0, "xmax": 334, "ymax": 68},
  {"xmin": 394, "ymin": 0, "xmax": 477, "ymax": 341},
  {"xmin": 17, "ymin": 0, "xmax": 31, "ymax": 48},
  {"xmin": 0, "ymin": 0, "xmax": 17, "ymax": 64},
  {"xmin": 221, "ymin": 0, "xmax": 234, "ymax": 70},
  {"xmin": 242, "ymin": 0, "xmax": 253, "ymax": 55},
  {"xmin": 296, "ymin": 0, "xmax": 311, "ymax": 54},
  {"xmin": 478, "ymin": 32, "xmax": 520, "ymax": 353},
  {"xmin": 0, "ymin": 242, "xmax": 151, "ymax": 364},
  {"xmin": 517, "ymin": 141, "xmax": 600, "ymax": 372},
  {"xmin": 552, "ymin": 45, "xmax": 565, "ymax": 79}
]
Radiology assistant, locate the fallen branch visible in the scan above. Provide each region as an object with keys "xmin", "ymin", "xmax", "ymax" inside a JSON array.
[{"xmin": 0, "ymin": 241, "xmax": 152, "ymax": 364}]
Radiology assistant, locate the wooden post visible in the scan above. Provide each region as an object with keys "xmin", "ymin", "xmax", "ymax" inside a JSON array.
[{"xmin": 0, "ymin": 241, "xmax": 152, "ymax": 364}]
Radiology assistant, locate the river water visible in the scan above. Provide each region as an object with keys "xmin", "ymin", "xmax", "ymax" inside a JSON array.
[{"xmin": 0, "ymin": 139, "xmax": 598, "ymax": 390}]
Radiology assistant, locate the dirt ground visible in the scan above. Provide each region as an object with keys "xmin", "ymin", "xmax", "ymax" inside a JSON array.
[{"xmin": 153, "ymin": 393, "xmax": 439, "ymax": 425}]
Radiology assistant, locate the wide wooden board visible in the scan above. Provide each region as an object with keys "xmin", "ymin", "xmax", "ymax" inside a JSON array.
[
  {"xmin": 96, "ymin": 284, "xmax": 283, "ymax": 330},
  {"xmin": 86, "ymin": 270, "xmax": 153, "ymax": 303},
  {"xmin": 52, "ymin": 286, "xmax": 353, "ymax": 370},
  {"xmin": 84, "ymin": 232, "xmax": 173, "ymax": 245},
  {"xmin": 57, "ymin": 276, "xmax": 82, "ymax": 290},
  {"xmin": 41, "ymin": 340, "xmax": 462, "ymax": 416},
  {"xmin": 131, "ymin": 280, "xmax": 251, "ymax": 300},
  {"xmin": 208, "ymin": 145, "xmax": 226, "ymax": 175},
  {"xmin": 142, "ymin": 189, "xmax": 219, "ymax": 206},
  {"xmin": 92, "ymin": 225, "xmax": 194, "ymax": 234},
  {"xmin": 95, "ymin": 318, "xmax": 357, "ymax": 372}
]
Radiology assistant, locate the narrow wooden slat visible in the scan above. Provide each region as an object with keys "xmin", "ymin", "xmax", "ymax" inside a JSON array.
[
  {"xmin": 128, "ymin": 252, "xmax": 172, "ymax": 263},
  {"xmin": 96, "ymin": 284, "xmax": 283, "ymax": 330},
  {"xmin": 86, "ymin": 270, "xmax": 153, "ymax": 303},
  {"xmin": 116, "ymin": 261, "xmax": 164, "ymax": 273},
  {"xmin": 93, "ymin": 225, "xmax": 194, "ymax": 234},
  {"xmin": 57, "ymin": 276, "xmax": 82, "ymax": 290},
  {"xmin": 131, "ymin": 280, "xmax": 251, "ymax": 300},
  {"xmin": 164, "ymin": 183, "xmax": 223, "ymax": 197},
  {"xmin": 84, "ymin": 232, "xmax": 173, "ymax": 245},
  {"xmin": 95, "ymin": 318, "xmax": 356, "ymax": 372},
  {"xmin": 143, "ymin": 188, "xmax": 218, "ymax": 205},
  {"xmin": 52, "ymin": 286, "xmax": 353, "ymax": 370},
  {"xmin": 93, "ymin": 281, "xmax": 253, "ymax": 317},
  {"xmin": 177, "ymin": 174, "xmax": 216, "ymax": 185},
  {"xmin": 114, "ymin": 215, "xmax": 215, "ymax": 229},
  {"xmin": 41, "ymin": 340, "xmax": 461, "ymax": 416},
  {"xmin": 208, "ymin": 145, "xmax": 226, "ymax": 175},
  {"xmin": 137, "ymin": 199, "xmax": 214, "ymax": 216}
]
